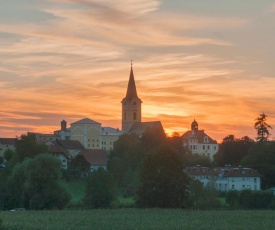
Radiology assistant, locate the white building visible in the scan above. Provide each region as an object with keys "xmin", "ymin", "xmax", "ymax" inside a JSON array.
[
  {"xmin": 182, "ymin": 120, "xmax": 219, "ymax": 161},
  {"xmin": 186, "ymin": 166, "xmax": 261, "ymax": 191}
]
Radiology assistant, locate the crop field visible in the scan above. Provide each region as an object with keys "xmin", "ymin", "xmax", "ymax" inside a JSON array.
[{"xmin": 1, "ymin": 209, "xmax": 275, "ymax": 230}]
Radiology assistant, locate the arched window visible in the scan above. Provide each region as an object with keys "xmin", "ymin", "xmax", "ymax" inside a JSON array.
[{"xmin": 133, "ymin": 112, "xmax": 137, "ymax": 120}]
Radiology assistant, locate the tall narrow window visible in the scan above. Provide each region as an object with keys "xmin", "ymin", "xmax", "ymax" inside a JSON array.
[
  {"xmin": 124, "ymin": 112, "xmax": 126, "ymax": 121},
  {"xmin": 133, "ymin": 112, "xmax": 137, "ymax": 120}
]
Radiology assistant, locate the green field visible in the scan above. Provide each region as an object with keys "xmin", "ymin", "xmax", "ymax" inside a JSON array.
[{"xmin": 1, "ymin": 209, "xmax": 275, "ymax": 230}]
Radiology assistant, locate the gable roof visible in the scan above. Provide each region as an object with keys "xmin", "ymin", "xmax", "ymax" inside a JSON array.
[
  {"xmin": 129, "ymin": 121, "xmax": 164, "ymax": 135},
  {"xmin": 222, "ymin": 168, "xmax": 261, "ymax": 178},
  {"xmin": 56, "ymin": 140, "xmax": 84, "ymax": 150},
  {"xmin": 80, "ymin": 149, "xmax": 108, "ymax": 166},
  {"xmin": 0, "ymin": 138, "xmax": 17, "ymax": 145},
  {"xmin": 181, "ymin": 130, "xmax": 217, "ymax": 144},
  {"xmin": 47, "ymin": 141, "xmax": 70, "ymax": 158},
  {"xmin": 71, "ymin": 118, "xmax": 101, "ymax": 125}
]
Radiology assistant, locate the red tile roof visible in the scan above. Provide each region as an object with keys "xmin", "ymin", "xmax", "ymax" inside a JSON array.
[
  {"xmin": 185, "ymin": 167, "xmax": 210, "ymax": 176},
  {"xmin": 223, "ymin": 168, "xmax": 261, "ymax": 177},
  {"xmin": 182, "ymin": 130, "xmax": 217, "ymax": 144},
  {"xmin": 47, "ymin": 141, "xmax": 70, "ymax": 158},
  {"xmin": 0, "ymin": 138, "xmax": 17, "ymax": 145},
  {"xmin": 80, "ymin": 149, "xmax": 108, "ymax": 166},
  {"xmin": 56, "ymin": 140, "xmax": 84, "ymax": 150}
]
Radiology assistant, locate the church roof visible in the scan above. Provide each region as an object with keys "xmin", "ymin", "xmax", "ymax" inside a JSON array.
[
  {"xmin": 124, "ymin": 66, "xmax": 139, "ymax": 101},
  {"xmin": 181, "ymin": 130, "xmax": 217, "ymax": 144},
  {"xmin": 71, "ymin": 118, "xmax": 101, "ymax": 125},
  {"xmin": 129, "ymin": 121, "xmax": 164, "ymax": 135}
]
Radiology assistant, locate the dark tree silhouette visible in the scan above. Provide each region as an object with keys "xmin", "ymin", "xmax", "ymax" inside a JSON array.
[
  {"xmin": 255, "ymin": 113, "xmax": 272, "ymax": 142},
  {"xmin": 214, "ymin": 135, "xmax": 254, "ymax": 166},
  {"xmin": 136, "ymin": 145, "xmax": 189, "ymax": 208}
]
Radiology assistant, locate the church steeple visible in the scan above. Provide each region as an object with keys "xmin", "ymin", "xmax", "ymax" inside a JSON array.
[
  {"xmin": 125, "ymin": 63, "xmax": 138, "ymax": 100},
  {"xmin": 121, "ymin": 61, "xmax": 142, "ymax": 132}
]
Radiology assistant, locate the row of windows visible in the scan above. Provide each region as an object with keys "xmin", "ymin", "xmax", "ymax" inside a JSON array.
[
  {"xmin": 190, "ymin": 137, "xmax": 210, "ymax": 143},
  {"xmin": 190, "ymin": 145, "xmax": 217, "ymax": 150},
  {"xmin": 88, "ymin": 139, "xmax": 99, "ymax": 142},
  {"xmin": 102, "ymin": 142, "xmax": 113, "ymax": 146}
]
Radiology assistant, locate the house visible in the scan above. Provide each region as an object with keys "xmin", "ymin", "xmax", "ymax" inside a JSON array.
[
  {"xmin": 54, "ymin": 139, "xmax": 85, "ymax": 158},
  {"xmin": 182, "ymin": 120, "xmax": 218, "ymax": 161},
  {"xmin": 80, "ymin": 149, "xmax": 108, "ymax": 172},
  {"xmin": 185, "ymin": 166, "xmax": 211, "ymax": 188},
  {"xmin": 47, "ymin": 142, "xmax": 71, "ymax": 169},
  {"xmin": 0, "ymin": 138, "xmax": 16, "ymax": 157},
  {"xmin": 215, "ymin": 167, "xmax": 261, "ymax": 191},
  {"xmin": 46, "ymin": 140, "xmax": 84, "ymax": 169},
  {"xmin": 185, "ymin": 165, "xmax": 261, "ymax": 191}
]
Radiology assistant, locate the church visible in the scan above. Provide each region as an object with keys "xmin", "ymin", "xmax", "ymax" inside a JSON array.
[
  {"xmin": 121, "ymin": 63, "xmax": 163, "ymax": 135},
  {"xmin": 30, "ymin": 63, "xmax": 164, "ymax": 152}
]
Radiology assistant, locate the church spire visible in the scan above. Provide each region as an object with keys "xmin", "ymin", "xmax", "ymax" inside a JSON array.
[{"xmin": 125, "ymin": 61, "xmax": 138, "ymax": 100}]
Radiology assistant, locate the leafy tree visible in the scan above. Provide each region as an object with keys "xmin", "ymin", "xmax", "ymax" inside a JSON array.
[
  {"xmin": 0, "ymin": 156, "xmax": 3, "ymax": 164},
  {"xmin": 185, "ymin": 153, "xmax": 212, "ymax": 167},
  {"xmin": 136, "ymin": 145, "xmax": 189, "ymax": 208},
  {"xmin": 255, "ymin": 113, "xmax": 272, "ymax": 142},
  {"xmin": 6, "ymin": 159, "xmax": 31, "ymax": 209},
  {"xmin": 4, "ymin": 149, "xmax": 15, "ymax": 162},
  {"xmin": 214, "ymin": 135, "xmax": 254, "ymax": 166},
  {"xmin": 108, "ymin": 133, "xmax": 142, "ymax": 188},
  {"xmin": 14, "ymin": 134, "xmax": 48, "ymax": 162},
  {"xmin": 24, "ymin": 154, "xmax": 71, "ymax": 210},
  {"xmin": 83, "ymin": 168, "xmax": 117, "ymax": 208},
  {"xmin": 62, "ymin": 155, "xmax": 91, "ymax": 181},
  {"xmin": 241, "ymin": 141, "xmax": 275, "ymax": 189},
  {"xmin": 187, "ymin": 179, "xmax": 204, "ymax": 208}
]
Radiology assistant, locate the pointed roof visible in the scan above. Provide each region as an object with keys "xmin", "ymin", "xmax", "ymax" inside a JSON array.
[
  {"xmin": 125, "ymin": 64, "xmax": 138, "ymax": 100},
  {"xmin": 71, "ymin": 118, "xmax": 101, "ymax": 125}
]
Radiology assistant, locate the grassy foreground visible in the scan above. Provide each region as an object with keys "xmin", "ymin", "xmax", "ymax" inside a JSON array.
[{"xmin": 1, "ymin": 209, "xmax": 275, "ymax": 230}]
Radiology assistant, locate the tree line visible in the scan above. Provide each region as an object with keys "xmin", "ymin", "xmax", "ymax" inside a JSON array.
[{"xmin": 0, "ymin": 113, "xmax": 274, "ymax": 210}]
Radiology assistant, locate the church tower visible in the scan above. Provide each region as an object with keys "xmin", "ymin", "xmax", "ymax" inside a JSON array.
[
  {"xmin": 121, "ymin": 62, "xmax": 142, "ymax": 132},
  {"xmin": 191, "ymin": 119, "xmax": 198, "ymax": 131}
]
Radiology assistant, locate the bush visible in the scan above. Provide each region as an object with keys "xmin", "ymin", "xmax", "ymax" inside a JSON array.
[
  {"xmin": 239, "ymin": 190, "xmax": 274, "ymax": 209},
  {"xmin": 83, "ymin": 168, "xmax": 117, "ymax": 208},
  {"xmin": 239, "ymin": 189, "xmax": 252, "ymax": 209},
  {"xmin": 226, "ymin": 190, "xmax": 240, "ymax": 209}
]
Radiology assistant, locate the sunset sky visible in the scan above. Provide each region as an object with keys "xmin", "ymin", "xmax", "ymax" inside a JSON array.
[{"xmin": 1, "ymin": 0, "xmax": 275, "ymax": 142}]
